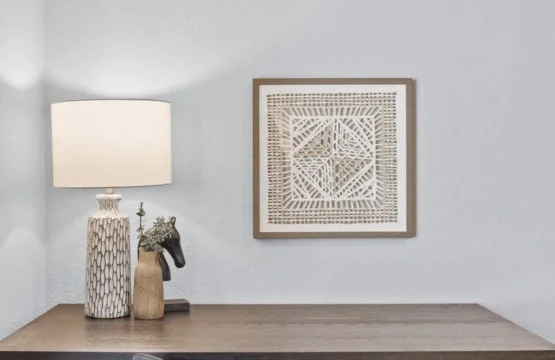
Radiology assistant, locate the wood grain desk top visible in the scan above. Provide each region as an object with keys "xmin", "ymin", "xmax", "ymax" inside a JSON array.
[{"xmin": 0, "ymin": 304, "xmax": 554, "ymax": 360}]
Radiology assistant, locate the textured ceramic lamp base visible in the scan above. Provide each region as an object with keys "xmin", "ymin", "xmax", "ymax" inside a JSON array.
[{"xmin": 85, "ymin": 193, "xmax": 131, "ymax": 318}]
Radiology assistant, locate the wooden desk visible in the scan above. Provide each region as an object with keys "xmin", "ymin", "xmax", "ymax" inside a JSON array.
[{"xmin": 0, "ymin": 304, "xmax": 554, "ymax": 360}]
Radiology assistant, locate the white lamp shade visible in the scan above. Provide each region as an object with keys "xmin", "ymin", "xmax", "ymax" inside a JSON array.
[{"xmin": 51, "ymin": 100, "xmax": 172, "ymax": 188}]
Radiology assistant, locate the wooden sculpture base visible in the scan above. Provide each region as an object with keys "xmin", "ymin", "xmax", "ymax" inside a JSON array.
[{"xmin": 164, "ymin": 299, "xmax": 190, "ymax": 313}]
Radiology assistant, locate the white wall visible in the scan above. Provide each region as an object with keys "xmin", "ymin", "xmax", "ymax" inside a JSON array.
[
  {"xmin": 44, "ymin": 0, "xmax": 555, "ymax": 341},
  {"xmin": 0, "ymin": 0, "xmax": 45, "ymax": 340}
]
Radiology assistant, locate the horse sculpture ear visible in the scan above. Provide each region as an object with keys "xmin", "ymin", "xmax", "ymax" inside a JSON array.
[{"xmin": 170, "ymin": 216, "xmax": 176, "ymax": 226}]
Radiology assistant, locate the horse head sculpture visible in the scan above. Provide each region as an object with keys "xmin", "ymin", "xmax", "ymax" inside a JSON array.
[{"xmin": 139, "ymin": 216, "xmax": 185, "ymax": 281}]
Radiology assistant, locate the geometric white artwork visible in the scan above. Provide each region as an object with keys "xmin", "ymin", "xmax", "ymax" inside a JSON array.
[{"xmin": 254, "ymin": 79, "xmax": 415, "ymax": 238}]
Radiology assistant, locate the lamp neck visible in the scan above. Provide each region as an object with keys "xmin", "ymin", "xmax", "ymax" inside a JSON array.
[{"xmin": 96, "ymin": 193, "xmax": 122, "ymax": 212}]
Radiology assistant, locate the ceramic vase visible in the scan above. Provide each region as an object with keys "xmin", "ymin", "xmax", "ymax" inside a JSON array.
[
  {"xmin": 85, "ymin": 193, "xmax": 130, "ymax": 318},
  {"xmin": 133, "ymin": 251, "xmax": 164, "ymax": 320}
]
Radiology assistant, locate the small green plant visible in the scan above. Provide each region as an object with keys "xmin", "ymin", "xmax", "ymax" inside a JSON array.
[
  {"xmin": 136, "ymin": 203, "xmax": 174, "ymax": 253},
  {"xmin": 136, "ymin": 202, "xmax": 146, "ymax": 238}
]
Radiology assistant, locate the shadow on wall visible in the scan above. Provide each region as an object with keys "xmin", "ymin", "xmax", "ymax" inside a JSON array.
[
  {"xmin": 0, "ymin": 80, "xmax": 46, "ymax": 340},
  {"xmin": 43, "ymin": 0, "xmax": 363, "ymax": 97}
]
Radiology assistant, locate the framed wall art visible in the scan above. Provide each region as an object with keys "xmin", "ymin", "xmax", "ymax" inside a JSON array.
[{"xmin": 253, "ymin": 78, "xmax": 415, "ymax": 239}]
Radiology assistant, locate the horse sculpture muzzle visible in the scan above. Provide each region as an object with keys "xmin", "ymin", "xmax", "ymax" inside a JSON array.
[{"xmin": 162, "ymin": 237, "xmax": 185, "ymax": 268}]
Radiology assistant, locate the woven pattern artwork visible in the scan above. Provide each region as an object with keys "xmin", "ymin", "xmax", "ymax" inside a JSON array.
[{"xmin": 266, "ymin": 92, "xmax": 398, "ymax": 225}]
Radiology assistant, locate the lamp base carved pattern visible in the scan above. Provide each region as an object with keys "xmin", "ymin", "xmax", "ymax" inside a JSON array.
[{"xmin": 85, "ymin": 193, "xmax": 131, "ymax": 318}]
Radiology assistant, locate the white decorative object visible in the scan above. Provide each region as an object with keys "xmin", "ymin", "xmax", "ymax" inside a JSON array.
[
  {"xmin": 51, "ymin": 99, "xmax": 172, "ymax": 318},
  {"xmin": 254, "ymin": 79, "xmax": 415, "ymax": 238},
  {"xmin": 85, "ymin": 193, "xmax": 130, "ymax": 318}
]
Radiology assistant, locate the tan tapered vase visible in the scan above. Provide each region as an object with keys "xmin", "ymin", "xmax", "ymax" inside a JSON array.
[{"xmin": 133, "ymin": 251, "xmax": 164, "ymax": 320}]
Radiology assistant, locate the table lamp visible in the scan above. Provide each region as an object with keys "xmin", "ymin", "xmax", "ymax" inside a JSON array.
[{"xmin": 51, "ymin": 99, "xmax": 172, "ymax": 319}]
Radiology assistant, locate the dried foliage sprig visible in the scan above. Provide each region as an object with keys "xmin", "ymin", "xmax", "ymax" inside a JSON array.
[
  {"xmin": 136, "ymin": 203, "xmax": 173, "ymax": 253},
  {"xmin": 136, "ymin": 202, "xmax": 146, "ymax": 239}
]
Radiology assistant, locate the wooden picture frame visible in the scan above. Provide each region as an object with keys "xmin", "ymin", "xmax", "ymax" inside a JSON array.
[{"xmin": 253, "ymin": 78, "xmax": 416, "ymax": 239}]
